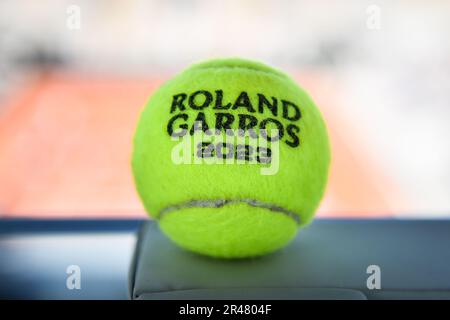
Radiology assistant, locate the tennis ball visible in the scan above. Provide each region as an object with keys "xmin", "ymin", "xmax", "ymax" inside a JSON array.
[{"xmin": 132, "ymin": 58, "xmax": 330, "ymax": 258}]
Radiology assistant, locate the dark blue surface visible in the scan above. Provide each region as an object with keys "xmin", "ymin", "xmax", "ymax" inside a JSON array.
[
  {"xmin": 132, "ymin": 219, "xmax": 450, "ymax": 300},
  {"xmin": 0, "ymin": 218, "xmax": 145, "ymax": 234},
  {"xmin": 1, "ymin": 218, "xmax": 450, "ymax": 300},
  {"xmin": 0, "ymin": 219, "xmax": 145, "ymax": 299}
]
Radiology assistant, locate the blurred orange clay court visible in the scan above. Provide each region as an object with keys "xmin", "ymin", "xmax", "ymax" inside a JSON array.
[{"xmin": 0, "ymin": 71, "xmax": 400, "ymax": 218}]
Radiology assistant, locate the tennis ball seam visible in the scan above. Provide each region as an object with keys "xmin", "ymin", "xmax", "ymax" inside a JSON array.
[
  {"xmin": 183, "ymin": 66, "xmax": 291, "ymax": 83},
  {"xmin": 157, "ymin": 198, "xmax": 301, "ymax": 225}
]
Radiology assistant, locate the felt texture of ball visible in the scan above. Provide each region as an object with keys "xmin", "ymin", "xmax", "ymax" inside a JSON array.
[{"xmin": 132, "ymin": 58, "xmax": 330, "ymax": 258}]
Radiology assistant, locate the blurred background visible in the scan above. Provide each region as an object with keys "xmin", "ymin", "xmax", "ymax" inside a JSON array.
[{"xmin": 0, "ymin": 0, "xmax": 449, "ymax": 219}]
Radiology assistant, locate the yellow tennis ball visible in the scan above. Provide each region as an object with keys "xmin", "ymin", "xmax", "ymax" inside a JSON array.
[{"xmin": 132, "ymin": 58, "xmax": 330, "ymax": 258}]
